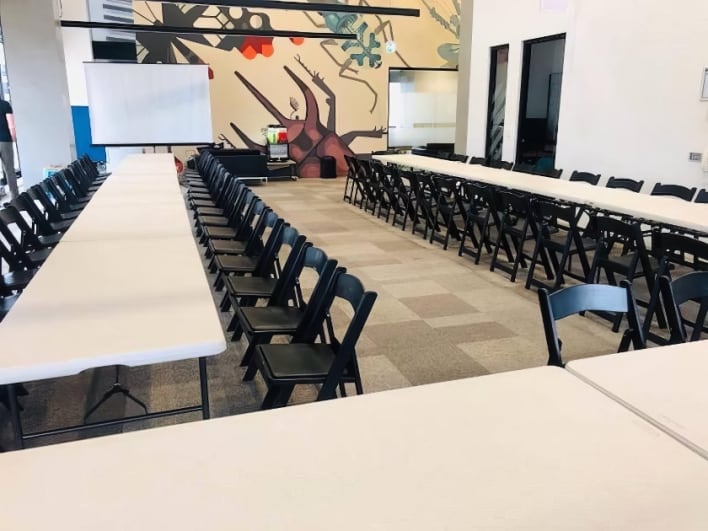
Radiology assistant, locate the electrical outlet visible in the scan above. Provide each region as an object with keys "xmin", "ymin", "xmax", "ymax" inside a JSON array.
[{"xmin": 689, "ymin": 152, "xmax": 702, "ymax": 161}]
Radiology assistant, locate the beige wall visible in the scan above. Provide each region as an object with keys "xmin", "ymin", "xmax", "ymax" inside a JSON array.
[{"xmin": 133, "ymin": 1, "xmax": 460, "ymax": 177}]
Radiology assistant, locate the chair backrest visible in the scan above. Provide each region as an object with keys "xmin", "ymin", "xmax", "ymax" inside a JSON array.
[
  {"xmin": 252, "ymin": 216, "xmax": 286, "ymax": 276},
  {"xmin": 498, "ymin": 190, "xmax": 530, "ymax": 216},
  {"xmin": 695, "ymin": 189, "xmax": 708, "ymax": 203},
  {"xmin": 270, "ymin": 236, "xmax": 310, "ymax": 306},
  {"xmin": 651, "ymin": 230, "xmax": 708, "ymax": 272},
  {"xmin": 468, "ymin": 156, "xmax": 486, "ymax": 166},
  {"xmin": 512, "ymin": 162, "xmax": 536, "ymax": 175},
  {"xmin": 541, "ymin": 167, "xmax": 563, "ymax": 179},
  {"xmin": 0, "ymin": 209, "xmax": 35, "ymax": 269},
  {"xmin": 659, "ymin": 272, "xmax": 708, "ymax": 343},
  {"xmin": 538, "ymin": 281, "xmax": 645, "ymax": 366},
  {"xmin": 316, "ymin": 273, "xmax": 378, "ymax": 400},
  {"xmin": 569, "ymin": 170, "xmax": 601, "ymax": 186},
  {"xmin": 0, "ymin": 205, "xmax": 43, "ymax": 251},
  {"xmin": 606, "ymin": 176, "xmax": 644, "ymax": 193},
  {"xmin": 242, "ymin": 206, "xmax": 274, "ymax": 256},
  {"xmin": 487, "ymin": 159, "xmax": 513, "ymax": 170},
  {"xmin": 651, "ymin": 182, "xmax": 697, "ymax": 201},
  {"xmin": 14, "ymin": 193, "xmax": 55, "ymax": 236},
  {"xmin": 292, "ymin": 260, "xmax": 341, "ymax": 341},
  {"xmin": 533, "ymin": 199, "xmax": 577, "ymax": 229},
  {"xmin": 593, "ymin": 215, "xmax": 646, "ymax": 253}
]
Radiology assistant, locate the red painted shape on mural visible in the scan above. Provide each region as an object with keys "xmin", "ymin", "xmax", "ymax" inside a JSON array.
[{"xmin": 228, "ymin": 65, "xmax": 386, "ymax": 178}]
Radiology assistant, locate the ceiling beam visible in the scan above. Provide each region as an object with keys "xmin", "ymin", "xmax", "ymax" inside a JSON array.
[
  {"xmin": 159, "ymin": 0, "xmax": 420, "ymax": 17},
  {"xmin": 60, "ymin": 20, "xmax": 357, "ymax": 40}
]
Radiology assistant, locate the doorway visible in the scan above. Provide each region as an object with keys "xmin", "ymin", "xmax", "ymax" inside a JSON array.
[
  {"xmin": 485, "ymin": 45, "xmax": 509, "ymax": 162},
  {"xmin": 516, "ymin": 34, "xmax": 565, "ymax": 171}
]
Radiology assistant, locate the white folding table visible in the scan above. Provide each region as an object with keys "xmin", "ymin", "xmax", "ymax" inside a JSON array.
[
  {"xmin": 374, "ymin": 154, "xmax": 708, "ymax": 234},
  {"xmin": 1, "ymin": 367, "xmax": 708, "ymax": 529},
  {"xmin": 567, "ymin": 340, "xmax": 708, "ymax": 459},
  {"xmin": 0, "ymin": 153, "xmax": 226, "ymax": 448}
]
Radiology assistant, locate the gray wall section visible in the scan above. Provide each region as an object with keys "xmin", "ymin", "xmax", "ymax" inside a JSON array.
[{"xmin": 0, "ymin": 0, "xmax": 75, "ymax": 186}]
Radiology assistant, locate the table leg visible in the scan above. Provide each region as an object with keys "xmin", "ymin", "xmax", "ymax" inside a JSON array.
[
  {"xmin": 198, "ymin": 357, "xmax": 210, "ymax": 420},
  {"xmin": 7, "ymin": 384, "xmax": 25, "ymax": 450}
]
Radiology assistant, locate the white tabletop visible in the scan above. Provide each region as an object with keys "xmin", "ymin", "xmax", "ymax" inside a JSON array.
[
  {"xmin": 375, "ymin": 154, "xmax": 708, "ymax": 234},
  {"xmin": 1, "ymin": 367, "xmax": 708, "ymax": 529},
  {"xmin": 0, "ymin": 153, "xmax": 225, "ymax": 384},
  {"xmin": 0, "ymin": 238, "xmax": 225, "ymax": 384},
  {"xmin": 109, "ymin": 153, "xmax": 179, "ymax": 174},
  {"xmin": 567, "ymin": 340, "xmax": 708, "ymax": 459},
  {"xmin": 62, "ymin": 202, "xmax": 194, "ymax": 242}
]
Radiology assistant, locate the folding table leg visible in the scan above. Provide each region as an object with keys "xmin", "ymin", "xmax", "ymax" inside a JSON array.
[{"xmin": 198, "ymin": 357, "xmax": 210, "ymax": 420}]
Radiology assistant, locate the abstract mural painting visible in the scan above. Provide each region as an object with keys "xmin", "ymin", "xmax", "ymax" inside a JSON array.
[
  {"xmin": 301, "ymin": 0, "xmax": 410, "ymax": 112},
  {"xmin": 132, "ymin": 0, "xmax": 458, "ymax": 169},
  {"xmin": 133, "ymin": 3, "xmax": 304, "ymax": 65},
  {"xmin": 226, "ymin": 57, "xmax": 387, "ymax": 177},
  {"xmin": 422, "ymin": 0, "xmax": 460, "ymax": 67}
]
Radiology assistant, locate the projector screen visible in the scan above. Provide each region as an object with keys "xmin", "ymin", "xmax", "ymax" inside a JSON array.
[{"xmin": 85, "ymin": 62, "xmax": 213, "ymax": 146}]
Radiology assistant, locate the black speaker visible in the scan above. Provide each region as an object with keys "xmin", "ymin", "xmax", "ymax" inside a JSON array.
[
  {"xmin": 320, "ymin": 156, "xmax": 336, "ymax": 179},
  {"xmin": 92, "ymin": 41, "xmax": 137, "ymax": 61}
]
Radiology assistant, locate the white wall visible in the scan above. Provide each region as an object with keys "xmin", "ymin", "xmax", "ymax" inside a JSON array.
[
  {"xmin": 465, "ymin": 0, "xmax": 569, "ymax": 162},
  {"xmin": 465, "ymin": 0, "xmax": 708, "ymax": 191},
  {"xmin": 60, "ymin": 0, "xmax": 92, "ymax": 106},
  {"xmin": 0, "ymin": 0, "xmax": 75, "ymax": 186},
  {"xmin": 455, "ymin": 0, "xmax": 474, "ymax": 153},
  {"xmin": 556, "ymin": 0, "xmax": 708, "ymax": 190}
]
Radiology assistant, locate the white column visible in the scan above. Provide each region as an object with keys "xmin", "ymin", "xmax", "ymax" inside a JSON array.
[
  {"xmin": 0, "ymin": 0, "xmax": 75, "ymax": 186},
  {"xmin": 454, "ymin": 0, "xmax": 473, "ymax": 155}
]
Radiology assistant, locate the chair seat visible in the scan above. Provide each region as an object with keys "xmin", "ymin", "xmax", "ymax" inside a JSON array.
[
  {"xmin": 199, "ymin": 215, "xmax": 229, "ymax": 227},
  {"xmin": 191, "ymin": 199, "xmax": 217, "ymax": 208},
  {"xmin": 239, "ymin": 306, "xmax": 304, "ymax": 334},
  {"xmin": 203, "ymin": 226, "xmax": 237, "ymax": 240},
  {"xmin": 226, "ymin": 276, "xmax": 276, "ymax": 298},
  {"xmin": 215, "ymin": 254, "xmax": 258, "ymax": 273},
  {"xmin": 0, "ymin": 294, "xmax": 20, "ymax": 320},
  {"xmin": 190, "ymin": 193, "xmax": 213, "ymax": 201},
  {"xmin": 28, "ymin": 248, "xmax": 51, "ymax": 266},
  {"xmin": 195, "ymin": 206, "xmax": 224, "ymax": 216},
  {"xmin": 211, "ymin": 239, "xmax": 247, "ymax": 255},
  {"xmin": 1, "ymin": 269, "xmax": 33, "ymax": 291},
  {"xmin": 57, "ymin": 210, "xmax": 80, "ymax": 221},
  {"xmin": 50, "ymin": 219, "xmax": 73, "ymax": 232},
  {"xmin": 258, "ymin": 343, "xmax": 337, "ymax": 380},
  {"xmin": 38, "ymin": 233, "xmax": 62, "ymax": 247}
]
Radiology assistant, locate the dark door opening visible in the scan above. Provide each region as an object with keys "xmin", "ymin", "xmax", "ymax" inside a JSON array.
[
  {"xmin": 485, "ymin": 44, "xmax": 508, "ymax": 163},
  {"xmin": 516, "ymin": 34, "xmax": 565, "ymax": 172}
]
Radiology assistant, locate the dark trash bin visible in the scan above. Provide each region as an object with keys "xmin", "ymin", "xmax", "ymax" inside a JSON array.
[{"xmin": 320, "ymin": 155, "xmax": 336, "ymax": 179}]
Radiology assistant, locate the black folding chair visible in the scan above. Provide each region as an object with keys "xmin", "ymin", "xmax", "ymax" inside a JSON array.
[
  {"xmin": 249, "ymin": 271, "xmax": 377, "ymax": 409},
  {"xmin": 659, "ymin": 271, "xmax": 708, "ymax": 343},
  {"xmin": 538, "ymin": 281, "xmax": 645, "ymax": 367}
]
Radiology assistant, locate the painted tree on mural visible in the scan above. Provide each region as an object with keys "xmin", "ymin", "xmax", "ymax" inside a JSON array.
[{"xmin": 226, "ymin": 58, "xmax": 386, "ymax": 178}]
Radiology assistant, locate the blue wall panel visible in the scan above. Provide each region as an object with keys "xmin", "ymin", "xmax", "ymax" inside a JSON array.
[{"xmin": 71, "ymin": 106, "xmax": 106, "ymax": 161}]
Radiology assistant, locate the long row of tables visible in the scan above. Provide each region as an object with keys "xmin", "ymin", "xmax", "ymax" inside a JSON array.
[
  {"xmin": 374, "ymin": 154, "xmax": 708, "ymax": 235},
  {"xmin": 0, "ymin": 341, "xmax": 706, "ymax": 528},
  {"xmin": 0, "ymin": 153, "xmax": 226, "ymax": 447}
]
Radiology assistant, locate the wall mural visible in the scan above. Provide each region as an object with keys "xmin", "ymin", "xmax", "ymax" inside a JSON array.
[
  {"xmin": 422, "ymin": 0, "xmax": 461, "ymax": 67},
  {"xmin": 133, "ymin": 1, "xmax": 459, "ymax": 177}
]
